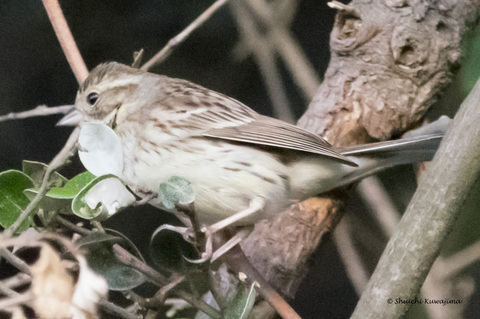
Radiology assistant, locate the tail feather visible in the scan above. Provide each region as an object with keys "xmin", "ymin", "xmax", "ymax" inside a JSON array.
[
  {"xmin": 336, "ymin": 133, "xmax": 443, "ymax": 189},
  {"xmin": 339, "ymin": 134, "xmax": 443, "ymax": 162}
]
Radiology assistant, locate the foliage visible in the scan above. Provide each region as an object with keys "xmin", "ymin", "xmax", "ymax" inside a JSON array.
[{"xmin": 0, "ymin": 159, "xmax": 234, "ymax": 318}]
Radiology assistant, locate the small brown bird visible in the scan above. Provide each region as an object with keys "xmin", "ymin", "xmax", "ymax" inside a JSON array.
[{"xmin": 64, "ymin": 62, "xmax": 444, "ymax": 256}]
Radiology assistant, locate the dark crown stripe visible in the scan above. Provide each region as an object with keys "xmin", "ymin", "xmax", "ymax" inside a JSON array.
[{"xmin": 79, "ymin": 62, "xmax": 141, "ymax": 93}]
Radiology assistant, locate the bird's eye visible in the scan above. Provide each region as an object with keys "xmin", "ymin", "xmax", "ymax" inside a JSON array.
[{"xmin": 86, "ymin": 92, "xmax": 99, "ymax": 105}]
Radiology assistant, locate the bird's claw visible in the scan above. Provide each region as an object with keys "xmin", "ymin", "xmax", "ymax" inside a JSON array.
[
  {"xmin": 183, "ymin": 226, "xmax": 213, "ymax": 263},
  {"xmin": 151, "ymin": 224, "xmax": 196, "ymax": 244}
]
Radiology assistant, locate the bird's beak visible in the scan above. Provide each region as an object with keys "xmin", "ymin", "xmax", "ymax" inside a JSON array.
[{"xmin": 57, "ymin": 109, "xmax": 83, "ymax": 126}]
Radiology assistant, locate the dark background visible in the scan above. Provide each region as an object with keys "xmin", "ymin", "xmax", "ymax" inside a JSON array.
[
  {"xmin": 0, "ymin": 1, "xmax": 479, "ymax": 318},
  {"xmin": 0, "ymin": 0, "xmax": 336, "ymax": 172}
]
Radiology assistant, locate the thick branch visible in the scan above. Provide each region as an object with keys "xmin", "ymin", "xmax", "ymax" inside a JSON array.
[
  {"xmin": 242, "ymin": 0, "xmax": 480, "ymax": 301},
  {"xmin": 351, "ymin": 68, "xmax": 480, "ymax": 318}
]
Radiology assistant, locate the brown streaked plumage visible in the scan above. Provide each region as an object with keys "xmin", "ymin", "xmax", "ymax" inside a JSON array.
[{"xmin": 73, "ymin": 62, "xmax": 444, "ymax": 229}]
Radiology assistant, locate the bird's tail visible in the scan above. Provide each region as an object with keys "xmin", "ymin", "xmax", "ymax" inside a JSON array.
[
  {"xmin": 337, "ymin": 133, "xmax": 443, "ymax": 188},
  {"xmin": 335, "ymin": 115, "xmax": 450, "ymax": 188}
]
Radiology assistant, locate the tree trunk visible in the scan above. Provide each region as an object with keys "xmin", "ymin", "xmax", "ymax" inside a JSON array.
[{"xmin": 242, "ymin": 0, "xmax": 480, "ymax": 302}]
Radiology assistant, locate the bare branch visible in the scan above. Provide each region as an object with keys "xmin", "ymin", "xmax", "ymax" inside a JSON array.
[
  {"xmin": 112, "ymin": 244, "xmax": 221, "ymax": 319},
  {"xmin": 5, "ymin": 127, "xmax": 80, "ymax": 237},
  {"xmin": 141, "ymin": 0, "xmax": 230, "ymax": 71},
  {"xmin": 0, "ymin": 249, "xmax": 31, "ymax": 276},
  {"xmin": 244, "ymin": 0, "xmax": 321, "ymax": 99},
  {"xmin": 327, "ymin": 1, "xmax": 353, "ymax": 11},
  {"xmin": 1, "ymin": 273, "xmax": 31, "ymax": 291},
  {"xmin": 421, "ymin": 257, "xmax": 473, "ymax": 319},
  {"xmin": 352, "ymin": 67, "xmax": 480, "ymax": 319},
  {"xmin": 223, "ymin": 241, "xmax": 302, "ymax": 319},
  {"xmin": 98, "ymin": 299, "xmax": 140, "ymax": 319},
  {"xmin": 357, "ymin": 177, "xmax": 400, "ymax": 237},
  {"xmin": 54, "ymin": 215, "xmax": 90, "ymax": 236},
  {"xmin": 0, "ymin": 105, "xmax": 73, "ymax": 123},
  {"xmin": 42, "ymin": 0, "xmax": 88, "ymax": 84},
  {"xmin": 274, "ymin": 0, "xmax": 299, "ymax": 27},
  {"xmin": 333, "ymin": 217, "xmax": 369, "ymax": 295},
  {"xmin": 0, "ymin": 293, "xmax": 33, "ymax": 311},
  {"xmin": 434, "ymin": 240, "xmax": 480, "ymax": 279},
  {"xmin": 0, "ymin": 280, "xmax": 21, "ymax": 297},
  {"xmin": 231, "ymin": 1, "xmax": 295, "ymax": 123}
]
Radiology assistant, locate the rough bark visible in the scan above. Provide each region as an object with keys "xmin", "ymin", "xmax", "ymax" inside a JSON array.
[
  {"xmin": 241, "ymin": 0, "xmax": 480, "ymax": 301},
  {"xmin": 351, "ymin": 71, "xmax": 480, "ymax": 318}
]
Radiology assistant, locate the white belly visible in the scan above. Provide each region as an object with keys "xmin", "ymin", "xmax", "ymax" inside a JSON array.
[{"xmin": 118, "ymin": 132, "xmax": 291, "ymax": 226}]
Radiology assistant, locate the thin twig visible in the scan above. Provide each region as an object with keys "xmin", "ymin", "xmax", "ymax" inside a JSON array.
[
  {"xmin": 6, "ymin": 0, "xmax": 87, "ymax": 235},
  {"xmin": 141, "ymin": 0, "xmax": 230, "ymax": 71},
  {"xmin": 333, "ymin": 217, "xmax": 369, "ymax": 295},
  {"xmin": 0, "ymin": 280, "xmax": 21, "ymax": 297},
  {"xmin": 327, "ymin": 1, "xmax": 355, "ymax": 12},
  {"xmin": 98, "ymin": 299, "xmax": 141, "ymax": 319},
  {"xmin": 42, "ymin": 0, "xmax": 88, "ymax": 84},
  {"xmin": 133, "ymin": 192, "xmax": 158, "ymax": 206},
  {"xmin": 327, "ymin": 1, "xmax": 348, "ymax": 10},
  {"xmin": 231, "ymin": 1, "xmax": 295, "ymax": 123},
  {"xmin": 112, "ymin": 244, "xmax": 221, "ymax": 319},
  {"xmin": 104, "ymin": 228, "xmax": 147, "ymax": 264},
  {"xmin": 274, "ymin": 0, "xmax": 298, "ymax": 27},
  {"xmin": 54, "ymin": 215, "xmax": 91, "ymax": 236},
  {"xmin": 124, "ymin": 290, "xmax": 149, "ymax": 308},
  {"xmin": 421, "ymin": 259, "xmax": 469, "ymax": 319},
  {"xmin": 434, "ymin": 240, "xmax": 480, "ymax": 279},
  {"xmin": 0, "ymin": 293, "xmax": 33, "ymax": 310},
  {"xmin": 148, "ymin": 275, "xmax": 187, "ymax": 308},
  {"xmin": 112, "ymin": 244, "xmax": 168, "ymax": 285},
  {"xmin": 244, "ymin": 0, "xmax": 320, "ymax": 99},
  {"xmin": 92, "ymin": 221, "xmax": 105, "ymax": 233},
  {"xmin": 1, "ymin": 273, "xmax": 31, "ymax": 290},
  {"xmin": 0, "ymin": 105, "xmax": 74, "ymax": 123},
  {"xmin": 223, "ymin": 238, "xmax": 302, "ymax": 319},
  {"xmin": 0, "ymin": 249, "xmax": 32, "ymax": 276},
  {"xmin": 5, "ymin": 127, "xmax": 80, "ymax": 237},
  {"xmin": 357, "ymin": 177, "xmax": 401, "ymax": 237}
]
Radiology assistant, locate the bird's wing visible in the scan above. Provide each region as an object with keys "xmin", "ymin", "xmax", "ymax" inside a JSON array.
[
  {"xmin": 204, "ymin": 115, "xmax": 356, "ymax": 166},
  {"xmin": 158, "ymin": 77, "xmax": 356, "ymax": 166}
]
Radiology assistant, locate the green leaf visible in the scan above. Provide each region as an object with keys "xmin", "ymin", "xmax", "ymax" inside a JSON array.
[
  {"xmin": 224, "ymin": 279, "xmax": 258, "ymax": 319},
  {"xmin": 77, "ymin": 232, "xmax": 146, "ymax": 291},
  {"xmin": 72, "ymin": 175, "xmax": 135, "ymax": 220},
  {"xmin": 23, "ymin": 171, "xmax": 96, "ymax": 214},
  {"xmin": 84, "ymin": 245, "xmax": 146, "ymax": 291},
  {"xmin": 97, "ymin": 262, "xmax": 146, "ymax": 291},
  {"xmin": 24, "ymin": 189, "xmax": 71, "ymax": 213},
  {"xmin": 158, "ymin": 176, "xmax": 195, "ymax": 210},
  {"xmin": 22, "ymin": 160, "xmax": 68, "ymax": 188},
  {"xmin": 0, "ymin": 170, "xmax": 36, "ymax": 232},
  {"xmin": 47, "ymin": 171, "xmax": 96, "ymax": 199}
]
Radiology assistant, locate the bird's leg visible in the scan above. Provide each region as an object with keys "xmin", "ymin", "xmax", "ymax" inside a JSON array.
[
  {"xmin": 187, "ymin": 197, "xmax": 266, "ymax": 263},
  {"xmin": 210, "ymin": 227, "xmax": 252, "ymax": 262},
  {"xmin": 207, "ymin": 197, "xmax": 266, "ymax": 233}
]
